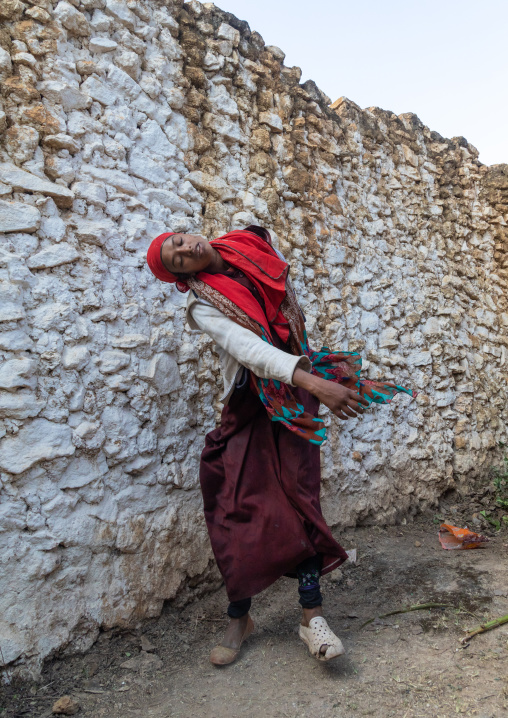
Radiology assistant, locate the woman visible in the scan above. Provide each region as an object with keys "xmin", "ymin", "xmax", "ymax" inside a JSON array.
[{"xmin": 146, "ymin": 226, "xmax": 415, "ymax": 665}]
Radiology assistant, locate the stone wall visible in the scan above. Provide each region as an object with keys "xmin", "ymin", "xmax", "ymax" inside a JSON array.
[{"xmin": 0, "ymin": 0, "xmax": 507, "ymax": 678}]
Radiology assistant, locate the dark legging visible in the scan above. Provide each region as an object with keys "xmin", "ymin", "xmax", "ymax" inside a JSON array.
[{"xmin": 227, "ymin": 554, "xmax": 323, "ymax": 618}]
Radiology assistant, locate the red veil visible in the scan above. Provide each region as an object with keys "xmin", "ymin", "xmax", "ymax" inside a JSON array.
[{"xmin": 146, "ymin": 228, "xmax": 291, "ymax": 343}]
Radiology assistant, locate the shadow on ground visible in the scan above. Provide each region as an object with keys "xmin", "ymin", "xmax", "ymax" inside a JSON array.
[{"xmin": 2, "ymin": 500, "xmax": 508, "ymax": 718}]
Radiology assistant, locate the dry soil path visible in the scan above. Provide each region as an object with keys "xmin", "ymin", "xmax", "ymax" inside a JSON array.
[{"xmin": 3, "ymin": 510, "xmax": 508, "ymax": 718}]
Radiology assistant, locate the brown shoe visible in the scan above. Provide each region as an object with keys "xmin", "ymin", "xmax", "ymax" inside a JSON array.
[{"xmin": 209, "ymin": 615, "xmax": 255, "ymax": 666}]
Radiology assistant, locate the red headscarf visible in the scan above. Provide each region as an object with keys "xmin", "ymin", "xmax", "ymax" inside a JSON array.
[
  {"xmin": 146, "ymin": 232, "xmax": 185, "ymax": 287},
  {"xmin": 146, "ymin": 228, "xmax": 290, "ymax": 342}
]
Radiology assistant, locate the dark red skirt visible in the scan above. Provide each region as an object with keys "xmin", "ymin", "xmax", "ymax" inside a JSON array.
[{"xmin": 199, "ymin": 380, "xmax": 348, "ymax": 602}]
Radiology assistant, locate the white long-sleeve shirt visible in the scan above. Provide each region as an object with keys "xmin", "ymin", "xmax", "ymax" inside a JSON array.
[{"xmin": 186, "ymin": 290, "xmax": 312, "ymax": 403}]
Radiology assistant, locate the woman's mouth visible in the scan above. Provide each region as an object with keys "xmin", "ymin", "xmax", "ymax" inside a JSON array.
[{"xmin": 195, "ymin": 242, "xmax": 202, "ymax": 258}]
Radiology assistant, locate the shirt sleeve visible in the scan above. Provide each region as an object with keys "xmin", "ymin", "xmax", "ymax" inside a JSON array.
[{"xmin": 189, "ymin": 300, "xmax": 312, "ymax": 386}]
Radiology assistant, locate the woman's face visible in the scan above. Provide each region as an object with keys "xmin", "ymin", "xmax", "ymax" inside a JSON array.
[{"xmin": 160, "ymin": 233, "xmax": 213, "ymax": 276}]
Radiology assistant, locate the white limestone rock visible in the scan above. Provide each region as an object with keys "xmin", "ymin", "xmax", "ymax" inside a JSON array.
[
  {"xmin": 259, "ymin": 112, "xmax": 284, "ymax": 133},
  {"xmin": 73, "ymin": 420, "xmax": 106, "ymax": 451},
  {"xmin": 38, "ymin": 81, "xmax": 90, "ymax": 112},
  {"xmin": 139, "ymin": 353, "xmax": 182, "ymax": 395},
  {"xmin": 0, "ymin": 330, "xmax": 33, "ymax": 351},
  {"xmin": 91, "ymin": 9, "xmax": 113, "ymax": 32},
  {"xmin": 379, "ymin": 328, "xmax": 399, "ymax": 348},
  {"xmin": 0, "ymin": 46, "xmax": 12, "ymax": 79},
  {"xmin": 142, "ymin": 189, "xmax": 192, "ymax": 214},
  {"xmin": 101, "ymin": 405, "xmax": 141, "ymax": 459},
  {"xmin": 209, "ymin": 84, "xmax": 239, "ymax": 119},
  {"xmin": 31, "ymin": 303, "xmax": 74, "ymax": 331},
  {"xmin": 58, "ymin": 454, "xmax": 108, "ymax": 489},
  {"xmin": 71, "ymin": 181, "xmax": 107, "ymax": 208},
  {"xmin": 106, "ymin": 65, "xmax": 142, "ymax": 100},
  {"xmin": 0, "ymin": 391, "xmax": 44, "ymax": 420},
  {"xmin": 90, "ymin": 307, "xmax": 117, "ymax": 322},
  {"xmin": 129, "ymin": 148, "xmax": 169, "ymax": 184},
  {"xmin": 204, "ymin": 51, "xmax": 224, "ymax": 71},
  {"xmin": 0, "ymin": 200, "xmax": 40, "ymax": 233},
  {"xmin": 139, "ymin": 120, "xmax": 177, "ymax": 159},
  {"xmin": 0, "ymin": 358, "xmax": 36, "ymax": 391},
  {"xmin": 360, "ymin": 311, "xmax": 380, "ymax": 333},
  {"xmin": 0, "ymin": 418, "xmax": 74, "ymax": 474},
  {"xmin": 202, "ymin": 113, "xmax": 246, "ymax": 143},
  {"xmin": 137, "ymin": 427, "xmax": 157, "ymax": 454},
  {"xmin": 409, "ymin": 351, "xmax": 432, "ymax": 366},
  {"xmin": 359, "ymin": 291, "xmax": 380, "ymax": 310},
  {"xmin": 112, "ymin": 334, "xmax": 149, "ymax": 349},
  {"xmin": 186, "ymin": 171, "xmax": 235, "ymax": 201},
  {"xmin": 89, "ymin": 37, "xmax": 118, "ymax": 53},
  {"xmin": 62, "ymin": 346, "xmax": 90, "ymax": 370},
  {"xmin": 165, "ymin": 87, "xmax": 185, "ymax": 110},
  {"xmin": 0, "ymin": 303, "xmax": 26, "ymax": 323},
  {"xmin": 153, "ymin": 9, "xmax": 179, "ymax": 30},
  {"xmin": 73, "ymin": 218, "xmax": 113, "ymax": 246},
  {"xmin": 422, "ymin": 317, "xmax": 442, "ymax": 336},
  {"xmin": 43, "ymin": 134, "xmax": 80, "ymax": 153},
  {"xmin": 80, "ymin": 164, "xmax": 138, "ymax": 195},
  {"xmin": 217, "ymin": 22, "xmax": 240, "ymax": 45},
  {"xmin": 435, "ymin": 390, "xmax": 456, "ymax": 407},
  {"xmin": 81, "ymin": 76, "xmax": 117, "ymax": 106},
  {"xmin": 99, "ymin": 350, "xmax": 131, "ymax": 374},
  {"xmin": 347, "ymin": 267, "xmax": 374, "ymax": 285},
  {"xmin": 0, "ymin": 500, "xmax": 26, "ymax": 531},
  {"xmin": 27, "ymin": 243, "xmax": 79, "ymax": 270},
  {"xmin": 0, "ymin": 626, "xmax": 24, "ymax": 666},
  {"xmin": 325, "ymin": 245, "xmax": 347, "ymax": 265},
  {"xmin": 7, "ymin": 258, "xmax": 33, "ymax": 288},
  {"xmin": 54, "ymin": 1, "xmax": 90, "ymax": 36},
  {"xmin": 105, "ymin": 0, "xmax": 137, "ymax": 30},
  {"xmin": 40, "ymin": 216, "xmax": 67, "ymax": 242}
]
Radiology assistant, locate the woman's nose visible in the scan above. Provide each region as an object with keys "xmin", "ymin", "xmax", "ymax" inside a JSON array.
[{"xmin": 176, "ymin": 241, "xmax": 192, "ymax": 256}]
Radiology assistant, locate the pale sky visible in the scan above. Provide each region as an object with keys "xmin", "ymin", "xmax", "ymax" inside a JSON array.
[{"xmin": 214, "ymin": 0, "xmax": 508, "ymax": 166}]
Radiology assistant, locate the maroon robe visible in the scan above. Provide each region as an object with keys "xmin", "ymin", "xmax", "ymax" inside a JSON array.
[{"xmin": 198, "ymin": 271, "xmax": 348, "ymax": 602}]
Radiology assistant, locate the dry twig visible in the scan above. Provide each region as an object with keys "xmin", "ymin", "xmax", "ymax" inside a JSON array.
[
  {"xmin": 460, "ymin": 613, "xmax": 508, "ymax": 644},
  {"xmin": 360, "ymin": 602, "xmax": 453, "ymax": 629}
]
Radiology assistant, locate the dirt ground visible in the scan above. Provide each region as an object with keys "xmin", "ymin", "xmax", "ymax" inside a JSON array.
[{"xmin": 2, "ymin": 488, "xmax": 508, "ymax": 718}]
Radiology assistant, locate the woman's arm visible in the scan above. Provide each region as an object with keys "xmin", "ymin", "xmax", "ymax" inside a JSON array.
[
  {"xmin": 292, "ymin": 368, "xmax": 369, "ymax": 421},
  {"xmin": 189, "ymin": 300, "xmax": 312, "ymax": 385},
  {"xmin": 190, "ymin": 299, "xmax": 368, "ymax": 420}
]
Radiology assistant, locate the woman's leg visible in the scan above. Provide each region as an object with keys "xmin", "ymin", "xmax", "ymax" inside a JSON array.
[
  {"xmin": 220, "ymin": 597, "xmax": 252, "ymax": 649},
  {"xmin": 296, "ymin": 554, "xmax": 345, "ymax": 660},
  {"xmin": 228, "ymin": 597, "xmax": 252, "ymax": 618},
  {"xmin": 296, "ymin": 555, "xmax": 324, "ymax": 626},
  {"xmin": 210, "ymin": 598, "xmax": 253, "ymax": 665}
]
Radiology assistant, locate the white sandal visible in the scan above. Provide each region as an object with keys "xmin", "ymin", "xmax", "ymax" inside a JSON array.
[{"xmin": 298, "ymin": 616, "xmax": 345, "ymax": 661}]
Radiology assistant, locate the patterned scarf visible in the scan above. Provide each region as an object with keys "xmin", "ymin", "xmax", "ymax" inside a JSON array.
[{"xmin": 184, "ymin": 228, "xmax": 416, "ymax": 445}]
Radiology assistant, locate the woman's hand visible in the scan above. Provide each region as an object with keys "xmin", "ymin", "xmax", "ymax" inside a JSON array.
[
  {"xmin": 292, "ymin": 368, "xmax": 369, "ymax": 420},
  {"xmin": 314, "ymin": 380, "xmax": 369, "ymax": 420}
]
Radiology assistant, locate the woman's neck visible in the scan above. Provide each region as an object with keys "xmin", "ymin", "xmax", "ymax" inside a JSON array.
[{"xmin": 205, "ymin": 247, "xmax": 231, "ymax": 274}]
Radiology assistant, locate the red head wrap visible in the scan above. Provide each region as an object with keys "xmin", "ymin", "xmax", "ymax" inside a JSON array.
[
  {"xmin": 146, "ymin": 233, "xmax": 193, "ymax": 293},
  {"xmin": 146, "ymin": 227, "xmax": 290, "ymax": 341},
  {"xmin": 146, "ymin": 232, "xmax": 178, "ymax": 282}
]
